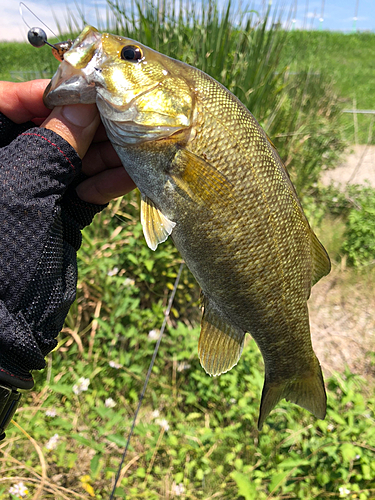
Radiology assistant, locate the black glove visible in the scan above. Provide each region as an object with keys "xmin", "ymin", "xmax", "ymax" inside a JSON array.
[{"xmin": 0, "ymin": 112, "xmax": 107, "ymax": 392}]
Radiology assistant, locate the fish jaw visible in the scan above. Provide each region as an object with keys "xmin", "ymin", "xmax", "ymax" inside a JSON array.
[
  {"xmin": 43, "ymin": 66, "xmax": 97, "ymax": 108},
  {"xmin": 43, "ymin": 26, "xmax": 102, "ymax": 108}
]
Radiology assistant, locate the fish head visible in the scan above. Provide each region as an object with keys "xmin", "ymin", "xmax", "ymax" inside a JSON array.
[{"xmin": 44, "ymin": 26, "xmax": 194, "ymax": 145}]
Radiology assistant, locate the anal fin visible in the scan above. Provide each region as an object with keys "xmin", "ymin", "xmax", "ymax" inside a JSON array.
[
  {"xmin": 140, "ymin": 195, "xmax": 176, "ymax": 251},
  {"xmin": 258, "ymin": 358, "xmax": 327, "ymax": 430},
  {"xmin": 198, "ymin": 297, "xmax": 245, "ymax": 377}
]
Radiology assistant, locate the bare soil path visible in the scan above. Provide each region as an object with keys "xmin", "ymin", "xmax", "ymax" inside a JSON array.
[
  {"xmin": 321, "ymin": 145, "xmax": 375, "ymax": 188},
  {"xmin": 309, "ymin": 268, "xmax": 375, "ymax": 380},
  {"xmin": 309, "ymin": 145, "xmax": 375, "ymax": 380}
]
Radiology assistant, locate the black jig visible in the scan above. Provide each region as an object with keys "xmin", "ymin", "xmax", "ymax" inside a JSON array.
[{"xmin": 20, "ymin": 2, "xmax": 73, "ymax": 61}]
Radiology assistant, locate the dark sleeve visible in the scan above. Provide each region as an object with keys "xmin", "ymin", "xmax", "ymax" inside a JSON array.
[
  {"xmin": 0, "ymin": 117, "xmax": 107, "ymax": 389},
  {"xmin": 0, "ymin": 112, "xmax": 35, "ymax": 148}
]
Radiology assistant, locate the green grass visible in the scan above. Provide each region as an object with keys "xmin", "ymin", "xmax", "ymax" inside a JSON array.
[
  {"xmin": 0, "ymin": 3, "xmax": 347, "ymax": 198},
  {"xmin": 279, "ymin": 31, "xmax": 375, "ymax": 144},
  {"xmin": 0, "ymin": 41, "xmax": 59, "ymax": 82}
]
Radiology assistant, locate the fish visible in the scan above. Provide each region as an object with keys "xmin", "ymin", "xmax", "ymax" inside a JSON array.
[{"xmin": 44, "ymin": 26, "xmax": 331, "ymax": 430}]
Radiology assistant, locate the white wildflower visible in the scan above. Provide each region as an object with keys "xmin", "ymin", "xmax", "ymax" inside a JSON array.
[
  {"xmin": 105, "ymin": 397, "xmax": 116, "ymax": 408},
  {"xmin": 9, "ymin": 482, "xmax": 29, "ymax": 498},
  {"xmin": 332, "ymin": 197, "xmax": 338, "ymax": 202},
  {"xmin": 229, "ymin": 398, "xmax": 237, "ymax": 404},
  {"xmin": 151, "ymin": 409, "xmax": 160, "ymax": 419},
  {"xmin": 339, "ymin": 486, "xmax": 351, "ymax": 497},
  {"xmin": 107, "ymin": 267, "xmax": 119, "ymax": 276},
  {"xmin": 72, "ymin": 377, "xmax": 90, "ymax": 395},
  {"xmin": 355, "ymin": 454, "xmax": 360, "ymax": 459},
  {"xmin": 45, "ymin": 433, "xmax": 60, "ymax": 451},
  {"xmin": 156, "ymin": 418, "xmax": 170, "ymax": 431},
  {"xmin": 45, "ymin": 408, "xmax": 57, "ymax": 417},
  {"xmin": 327, "ymin": 423, "xmax": 335, "ymax": 432},
  {"xmin": 124, "ymin": 278, "xmax": 135, "ymax": 286},
  {"xmin": 171, "ymin": 482, "xmax": 185, "ymax": 496},
  {"xmin": 109, "ymin": 360, "xmax": 122, "ymax": 369},
  {"xmin": 177, "ymin": 361, "xmax": 191, "ymax": 372},
  {"xmin": 148, "ymin": 329, "xmax": 160, "ymax": 341}
]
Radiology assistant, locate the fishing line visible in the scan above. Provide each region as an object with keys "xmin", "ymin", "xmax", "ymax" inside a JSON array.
[
  {"xmin": 109, "ymin": 262, "xmax": 184, "ymax": 500},
  {"xmin": 19, "ymin": 2, "xmax": 60, "ymax": 39}
]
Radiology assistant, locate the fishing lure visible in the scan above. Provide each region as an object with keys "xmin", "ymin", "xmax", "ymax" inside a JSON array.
[{"xmin": 20, "ymin": 1, "xmax": 72, "ymax": 61}]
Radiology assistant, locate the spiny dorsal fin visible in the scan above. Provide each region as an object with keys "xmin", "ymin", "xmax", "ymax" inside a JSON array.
[
  {"xmin": 198, "ymin": 296, "xmax": 245, "ymax": 377},
  {"xmin": 310, "ymin": 231, "xmax": 331, "ymax": 287},
  {"xmin": 140, "ymin": 195, "xmax": 176, "ymax": 251},
  {"xmin": 170, "ymin": 148, "xmax": 234, "ymax": 207},
  {"xmin": 258, "ymin": 357, "xmax": 327, "ymax": 430}
]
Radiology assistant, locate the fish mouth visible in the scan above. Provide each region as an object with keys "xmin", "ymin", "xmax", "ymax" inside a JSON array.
[
  {"xmin": 43, "ymin": 67, "xmax": 97, "ymax": 108},
  {"xmin": 43, "ymin": 25, "xmax": 102, "ymax": 108}
]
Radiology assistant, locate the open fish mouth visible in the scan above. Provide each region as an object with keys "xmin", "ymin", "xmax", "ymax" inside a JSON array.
[{"xmin": 43, "ymin": 26, "xmax": 103, "ymax": 108}]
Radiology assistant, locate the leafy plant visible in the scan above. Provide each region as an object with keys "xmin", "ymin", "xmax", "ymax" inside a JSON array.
[{"xmin": 342, "ymin": 185, "xmax": 375, "ymax": 267}]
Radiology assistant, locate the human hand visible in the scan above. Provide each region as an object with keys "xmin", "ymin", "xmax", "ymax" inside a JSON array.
[
  {"xmin": 0, "ymin": 80, "xmax": 136, "ymax": 394},
  {"xmin": 0, "ymin": 79, "xmax": 135, "ymax": 204}
]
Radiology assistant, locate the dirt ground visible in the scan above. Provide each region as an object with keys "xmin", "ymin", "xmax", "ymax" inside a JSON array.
[
  {"xmin": 309, "ymin": 145, "xmax": 375, "ymax": 381},
  {"xmin": 309, "ymin": 268, "xmax": 375, "ymax": 380},
  {"xmin": 321, "ymin": 144, "xmax": 375, "ymax": 188}
]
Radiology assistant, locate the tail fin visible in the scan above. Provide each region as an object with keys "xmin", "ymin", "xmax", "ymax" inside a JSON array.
[{"xmin": 258, "ymin": 362, "xmax": 326, "ymax": 430}]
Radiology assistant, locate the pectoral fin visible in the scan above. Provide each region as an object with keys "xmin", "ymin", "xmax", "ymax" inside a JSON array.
[
  {"xmin": 140, "ymin": 195, "xmax": 176, "ymax": 251},
  {"xmin": 258, "ymin": 358, "xmax": 327, "ymax": 430},
  {"xmin": 170, "ymin": 149, "xmax": 234, "ymax": 207},
  {"xmin": 198, "ymin": 297, "xmax": 245, "ymax": 376}
]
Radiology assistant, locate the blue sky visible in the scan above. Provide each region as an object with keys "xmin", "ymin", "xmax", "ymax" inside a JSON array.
[{"xmin": 1, "ymin": 0, "xmax": 374, "ymax": 41}]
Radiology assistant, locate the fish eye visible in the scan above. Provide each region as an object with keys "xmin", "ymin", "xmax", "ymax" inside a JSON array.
[{"xmin": 120, "ymin": 45, "xmax": 143, "ymax": 61}]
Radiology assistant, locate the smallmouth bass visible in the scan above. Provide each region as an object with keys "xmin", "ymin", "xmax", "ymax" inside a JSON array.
[{"xmin": 44, "ymin": 26, "xmax": 331, "ymax": 429}]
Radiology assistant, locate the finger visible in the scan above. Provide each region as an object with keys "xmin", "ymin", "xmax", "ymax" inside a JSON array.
[
  {"xmin": 82, "ymin": 141, "xmax": 121, "ymax": 177},
  {"xmin": 76, "ymin": 167, "xmax": 136, "ymax": 205},
  {"xmin": 0, "ymin": 80, "xmax": 51, "ymax": 123},
  {"xmin": 42, "ymin": 104, "xmax": 100, "ymax": 158},
  {"xmin": 92, "ymin": 122, "xmax": 109, "ymax": 143}
]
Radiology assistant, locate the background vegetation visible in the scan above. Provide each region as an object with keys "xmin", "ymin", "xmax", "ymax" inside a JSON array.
[{"xmin": 1, "ymin": 1, "xmax": 375, "ymax": 499}]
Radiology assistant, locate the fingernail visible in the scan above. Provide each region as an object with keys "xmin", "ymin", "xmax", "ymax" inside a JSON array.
[{"xmin": 61, "ymin": 103, "xmax": 98, "ymax": 128}]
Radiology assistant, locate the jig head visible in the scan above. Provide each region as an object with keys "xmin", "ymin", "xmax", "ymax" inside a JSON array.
[{"xmin": 20, "ymin": 2, "xmax": 73, "ymax": 61}]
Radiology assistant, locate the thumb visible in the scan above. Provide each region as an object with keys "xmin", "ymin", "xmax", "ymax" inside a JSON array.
[{"xmin": 41, "ymin": 104, "xmax": 100, "ymax": 159}]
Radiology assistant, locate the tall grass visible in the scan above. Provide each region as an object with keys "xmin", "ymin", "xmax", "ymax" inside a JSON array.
[{"xmin": 278, "ymin": 30, "xmax": 375, "ymax": 145}]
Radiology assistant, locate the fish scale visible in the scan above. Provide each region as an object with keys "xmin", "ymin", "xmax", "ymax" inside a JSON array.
[{"xmin": 44, "ymin": 26, "xmax": 331, "ymax": 429}]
